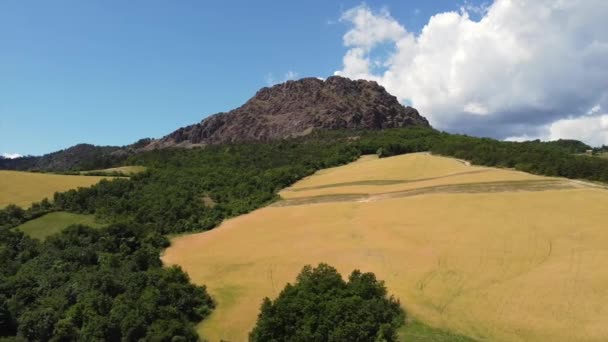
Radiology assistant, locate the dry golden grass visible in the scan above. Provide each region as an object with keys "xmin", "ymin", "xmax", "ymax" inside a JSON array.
[
  {"xmin": 283, "ymin": 153, "xmax": 474, "ymax": 191},
  {"xmin": 0, "ymin": 171, "xmax": 109, "ymax": 208},
  {"xmin": 280, "ymin": 153, "xmax": 545, "ymax": 199},
  {"xmin": 163, "ymin": 154, "xmax": 608, "ymax": 342}
]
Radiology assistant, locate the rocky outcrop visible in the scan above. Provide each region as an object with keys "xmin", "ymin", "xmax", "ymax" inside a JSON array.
[{"xmin": 145, "ymin": 76, "xmax": 429, "ymax": 149}]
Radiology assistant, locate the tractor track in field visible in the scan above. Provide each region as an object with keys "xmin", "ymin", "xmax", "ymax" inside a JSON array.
[
  {"xmin": 286, "ymin": 169, "xmax": 492, "ymax": 192},
  {"xmin": 272, "ymin": 179, "xmax": 583, "ymax": 207}
]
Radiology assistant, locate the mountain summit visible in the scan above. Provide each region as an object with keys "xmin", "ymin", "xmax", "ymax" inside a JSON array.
[{"xmin": 145, "ymin": 76, "xmax": 429, "ymax": 149}]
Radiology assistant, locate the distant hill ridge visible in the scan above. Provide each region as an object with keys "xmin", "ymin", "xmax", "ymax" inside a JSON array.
[
  {"xmin": 144, "ymin": 76, "xmax": 429, "ymax": 149},
  {"xmin": 0, "ymin": 139, "xmax": 151, "ymax": 172},
  {"xmin": 1, "ymin": 76, "xmax": 429, "ymax": 171}
]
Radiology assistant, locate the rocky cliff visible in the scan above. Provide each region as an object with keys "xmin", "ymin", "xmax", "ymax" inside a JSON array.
[{"xmin": 145, "ymin": 76, "xmax": 429, "ymax": 149}]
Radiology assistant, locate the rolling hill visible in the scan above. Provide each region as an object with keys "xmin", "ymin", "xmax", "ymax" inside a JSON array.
[
  {"xmin": 0, "ymin": 170, "xmax": 111, "ymax": 208},
  {"xmin": 163, "ymin": 153, "xmax": 608, "ymax": 342}
]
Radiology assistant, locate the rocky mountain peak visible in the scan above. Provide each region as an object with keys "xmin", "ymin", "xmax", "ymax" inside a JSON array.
[{"xmin": 144, "ymin": 76, "xmax": 430, "ymax": 149}]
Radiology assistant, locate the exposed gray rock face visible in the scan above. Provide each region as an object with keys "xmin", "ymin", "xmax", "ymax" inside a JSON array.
[{"xmin": 145, "ymin": 76, "xmax": 429, "ymax": 149}]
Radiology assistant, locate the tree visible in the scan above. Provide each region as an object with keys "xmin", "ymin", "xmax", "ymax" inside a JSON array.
[{"xmin": 249, "ymin": 263, "xmax": 404, "ymax": 342}]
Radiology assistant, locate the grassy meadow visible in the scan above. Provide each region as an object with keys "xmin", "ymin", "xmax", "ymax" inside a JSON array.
[
  {"xmin": 163, "ymin": 153, "xmax": 608, "ymax": 342},
  {"xmin": 15, "ymin": 211, "xmax": 105, "ymax": 239},
  {"xmin": 0, "ymin": 170, "xmax": 109, "ymax": 208}
]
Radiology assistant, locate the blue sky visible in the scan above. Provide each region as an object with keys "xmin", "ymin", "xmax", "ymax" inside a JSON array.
[
  {"xmin": 3, "ymin": 0, "xmax": 607, "ymax": 155},
  {"xmin": 0, "ymin": 1, "xmax": 478, "ymax": 156}
]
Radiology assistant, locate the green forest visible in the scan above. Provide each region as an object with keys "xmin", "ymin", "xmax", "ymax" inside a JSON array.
[
  {"xmin": 2, "ymin": 127, "xmax": 608, "ymax": 340},
  {"xmin": 249, "ymin": 264, "xmax": 404, "ymax": 342}
]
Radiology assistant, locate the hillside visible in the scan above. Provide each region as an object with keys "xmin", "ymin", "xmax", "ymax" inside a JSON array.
[
  {"xmin": 3, "ymin": 128, "xmax": 608, "ymax": 341},
  {"xmin": 164, "ymin": 153, "xmax": 608, "ymax": 342},
  {"xmin": 0, "ymin": 171, "xmax": 111, "ymax": 208},
  {"xmin": 0, "ymin": 139, "xmax": 152, "ymax": 172},
  {"xmin": 137, "ymin": 76, "xmax": 429, "ymax": 149}
]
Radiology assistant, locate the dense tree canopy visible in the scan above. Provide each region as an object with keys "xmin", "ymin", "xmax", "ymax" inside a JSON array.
[
  {"xmin": 430, "ymin": 134, "xmax": 608, "ymax": 182},
  {"xmin": 249, "ymin": 264, "xmax": 404, "ymax": 342},
  {"xmin": 0, "ymin": 224, "xmax": 213, "ymax": 341},
  {"xmin": 51, "ymin": 139, "xmax": 361, "ymax": 234}
]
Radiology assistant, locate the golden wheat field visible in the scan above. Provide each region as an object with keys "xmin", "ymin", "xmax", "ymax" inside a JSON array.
[
  {"xmin": 0, "ymin": 171, "xmax": 109, "ymax": 208},
  {"xmin": 163, "ymin": 153, "xmax": 608, "ymax": 342}
]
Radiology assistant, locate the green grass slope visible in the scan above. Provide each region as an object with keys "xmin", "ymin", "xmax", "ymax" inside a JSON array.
[
  {"xmin": 15, "ymin": 211, "xmax": 105, "ymax": 239},
  {"xmin": 399, "ymin": 320, "xmax": 476, "ymax": 341}
]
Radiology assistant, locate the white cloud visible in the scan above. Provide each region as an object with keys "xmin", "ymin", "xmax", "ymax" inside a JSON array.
[
  {"xmin": 463, "ymin": 102, "xmax": 489, "ymax": 115},
  {"xmin": 1, "ymin": 153, "xmax": 22, "ymax": 159},
  {"xmin": 588, "ymin": 104, "xmax": 601, "ymax": 115},
  {"xmin": 547, "ymin": 114, "xmax": 608, "ymax": 146},
  {"xmin": 504, "ymin": 134, "xmax": 542, "ymax": 142},
  {"xmin": 335, "ymin": 1, "xmax": 608, "ymax": 145},
  {"xmin": 340, "ymin": 6, "xmax": 406, "ymax": 51}
]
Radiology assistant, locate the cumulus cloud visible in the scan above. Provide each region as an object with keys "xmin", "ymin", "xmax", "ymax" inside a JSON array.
[
  {"xmin": 335, "ymin": 1, "xmax": 608, "ymax": 146},
  {"xmin": 547, "ymin": 114, "xmax": 608, "ymax": 146},
  {"xmin": 340, "ymin": 6, "xmax": 406, "ymax": 51},
  {"xmin": 1, "ymin": 153, "xmax": 22, "ymax": 159}
]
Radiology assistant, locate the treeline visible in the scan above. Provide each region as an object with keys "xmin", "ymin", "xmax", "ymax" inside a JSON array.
[
  {"xmin": 0, "ymin": 144, "xmax": 127, "ymax": 172},
  {"xmin": 0, "ymin": 139, "xmax": 153, "ymax": 172},
  {"xmin": 0, "ymin": 224, "xmax": 213, "ymax": 341},
  {"xmin": 592, "ymin": 145, "xmax": 608, "ymax": 154},
  {"xmin": 49, "ymin": 140, "xmax": 360, "ymax": 234},
  {"xmin": 431, "ymin": 135, "xmax": 608, "ymax": 182},
  {"xmin": 0, "ymin": 200, "xmax": 55, "ymax": 229},
  {"xmin": 319, "ymin": 128, "xmax": 608, "ymax": 183}
]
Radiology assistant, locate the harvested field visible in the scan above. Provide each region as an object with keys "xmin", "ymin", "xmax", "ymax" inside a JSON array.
[
  {"xmin": 0, "ymin": 171, "xmax": 110, "ymax": 208},
  {"xmin": 163, "ymin": 153, "xmax": 608, "ymax": 342},
  {"xmin": 280, "ymin": 153, "xmax": 547, "ymax": 199}
]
